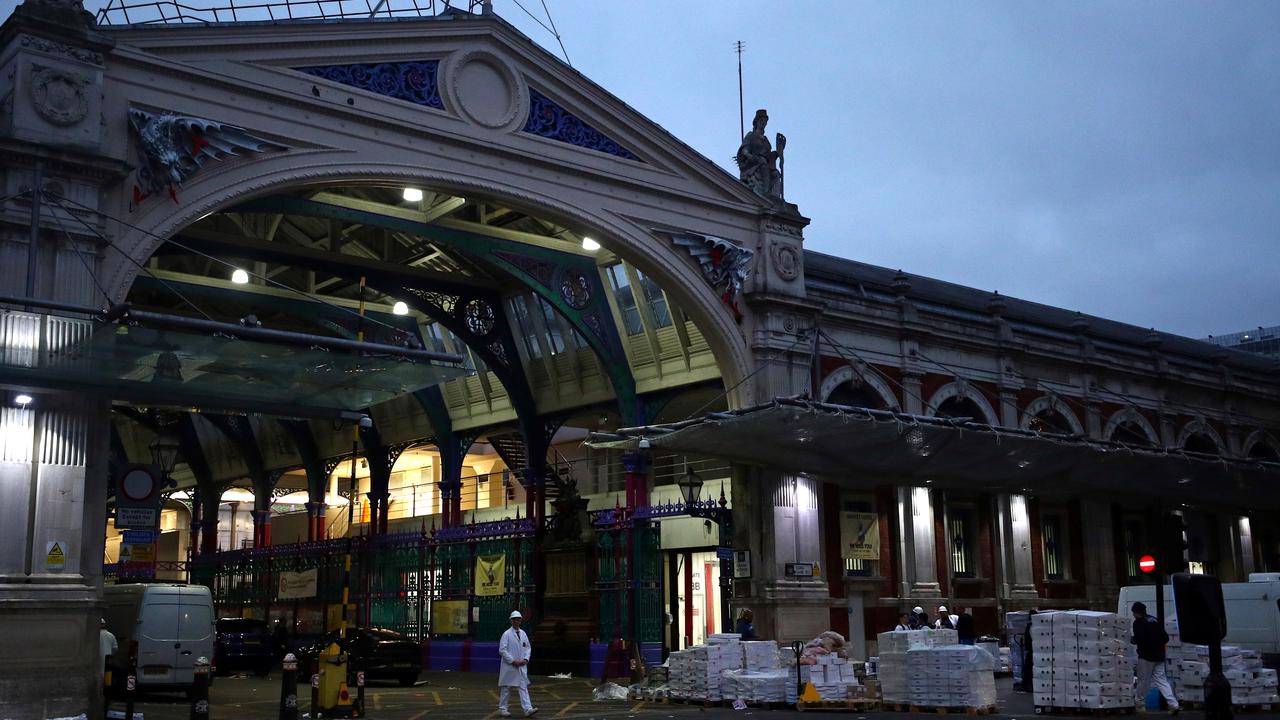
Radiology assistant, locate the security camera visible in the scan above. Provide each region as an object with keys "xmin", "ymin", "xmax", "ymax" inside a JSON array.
[
  {"xmin": 358, "ymin": 415, "xmax": 373, "ymax": 429},
  {"xmin": 638, "ymin": 437, "xmax": 651, "ymax": 450}
]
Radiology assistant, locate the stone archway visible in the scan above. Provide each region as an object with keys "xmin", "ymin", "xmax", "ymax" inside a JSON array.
[
  {"xmin": 99, "ymin": 154, "xmax": 757, "ymax": 407},
  {"xmin": 1177, "ymin": 419, "xmax": 1226, "ymax": 455},
  {"xmin": 1103, "ymin": 408, "xmax": 1160, "ymax": 446},
  {"xmin": 818, "ymin": 364, "xmax": 901, "ymax": 410},
  {"xmin": 925, "ymin": 381, "xmax": 1000, "ymax": 426},
  {"xmin": 1020, "ymin": 395, "xmax": 1085, "ymax": 435},
  {"xmin": 1244, "ymin": 429, "xmax": 1280, "ymax": 460}
]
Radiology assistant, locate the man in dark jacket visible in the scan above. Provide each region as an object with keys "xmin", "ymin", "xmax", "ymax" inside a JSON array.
[{"xmin": 1131, "ymin": 602, "xmax": 1179, "ymax": 714}]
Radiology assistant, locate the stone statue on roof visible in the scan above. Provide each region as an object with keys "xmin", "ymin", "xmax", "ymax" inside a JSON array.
[{"xmin": 736, "ymin": 108, "xmax": 786, "ymax": 200}]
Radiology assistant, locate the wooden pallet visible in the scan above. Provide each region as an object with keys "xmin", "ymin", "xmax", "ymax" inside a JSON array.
[
  {"xmin": 1181, "ymin": 701, "xmax": 1274, "ymax": 713},
  {"xmin": 1033, "ymin": 706, "xmax": 1136, "ymax": 716},
  {"xmin": 725, "ymin": 699, "xmax": 795, "ymax": 710},
  {"xmin": 658, "ymin": 696, "xmax": 717, "ymax": 707},
  {"xmin": 883, "ymin": 704, "xmax": 997, "ymax": 715},
  {"xmin": 796, "ymin": 698, "xmax": 881, "ymax": 712}
]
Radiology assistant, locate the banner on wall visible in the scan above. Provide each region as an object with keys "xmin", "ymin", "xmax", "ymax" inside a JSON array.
[
  {"xmin": 277, "ymin": 568, "xmax": 318, "ymax": 600},
  {"xmin": 474, "ymin": 554, "xmax": 506, "ymax": 597},
  {"xmin": 840, "ymin": 511, "xmax": 880, "ymax": 561},
  {"xmin": 433, "ymin": 600, "xmax": 470, "ymax": 635}
]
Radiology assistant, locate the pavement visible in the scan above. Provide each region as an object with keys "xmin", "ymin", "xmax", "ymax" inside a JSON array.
[{"xmin": 111, "ymin": 672, "xmax": 1193, "ymax": 720}]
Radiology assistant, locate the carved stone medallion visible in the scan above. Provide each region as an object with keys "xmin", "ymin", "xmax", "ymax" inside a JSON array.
[
  {"xmin": 29, "ymin": 67, "xmax": 88, "ymax": 126},
  {"xmin": 773, "ymin": 243, "xmax": 800, "ymax": 281}
]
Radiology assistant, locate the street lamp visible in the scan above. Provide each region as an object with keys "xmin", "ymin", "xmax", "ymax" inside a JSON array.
[
  {"xmin": 149, "ymin": 430, "xmax": 181, "ymax": 486},
  {"xmin": 678, "ymin": 466, "xmax": 704, "ymax": 507}
]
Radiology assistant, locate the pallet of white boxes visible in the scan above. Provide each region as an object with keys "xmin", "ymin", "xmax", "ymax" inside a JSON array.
[
  {"xmin": 875, "ymin": 628, "xmax": 998, "ymax": 712},
  {"xmin": 666, "ymin": 631, "xmax": 865, "ymax": 706},
  {"xmin": 1031, "ymin": 610, "xmax": 1135, "ymax": 712},
  {"xmin": 1162, "ymin": 617, "xmax": 1279, "ymax": 710}
]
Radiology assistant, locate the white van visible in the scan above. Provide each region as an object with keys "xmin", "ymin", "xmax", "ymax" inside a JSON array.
[
  {"xmin": 103, "ymin": 583, "xmax": 216, "ymax": 691},
  {"xmin": 1118, "ymin": 574, "xmax": 1280, "ymax": 658}
]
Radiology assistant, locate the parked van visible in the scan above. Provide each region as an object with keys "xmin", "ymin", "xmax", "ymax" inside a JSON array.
[
  {"xmin": 1118, "ymin": 573, "xmax": 1280, "ymax": 659},
  {"xmin": 103, "ymin": 583, "xmax": 216, "ymax": 691}
]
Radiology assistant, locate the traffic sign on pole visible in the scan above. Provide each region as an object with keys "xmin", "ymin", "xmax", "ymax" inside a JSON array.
[{"xmin": 1139, "ymin": 554, "xmax": 1157, "ymax": 573}]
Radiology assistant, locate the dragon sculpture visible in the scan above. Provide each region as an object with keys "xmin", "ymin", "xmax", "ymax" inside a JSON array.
[
  {"xmin": 129, "ymin": 108, "xmax": 287, "ymax": 204},
  {"xmin": 669, "ymin": 232, "xmax": 755, "ymax": 322}
]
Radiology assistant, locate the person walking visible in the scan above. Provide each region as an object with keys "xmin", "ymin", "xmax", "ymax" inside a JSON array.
[
  {"xmin": 735, "ymin": 609, "xmax": 758, "ymax": 640},
  {"xmin": 1131, "ymin": 602, "xmax": 1179, "ymax": 714},
  {"xmin": 955, "ymin": 608, "xmax": 976, "ymax": 645},
  {"xmin": 499, "ymin": 611, "xmax": 537, "ymax": 717},
  {"xmin": 99, "ymin": 618, "xmax": 117, "ymax": 687},
  {"xmin": 894, "ymin": 613, "xmax": 911, "ymax": 632},
  {"xmin": 935, "ymin": 605, "xmax": 956, "ymax": 630}
]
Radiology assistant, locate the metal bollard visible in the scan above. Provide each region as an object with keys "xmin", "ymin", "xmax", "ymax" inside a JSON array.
[
  {"xmin": 354, "ymin": 665, "xmax": 365, "ymax": 718},
  {"xmin": 279, "ymin": 653, "xmax": 299, "ymax": 720},
  {"xmin": 190, "ymin": 656, "xmax": 211, "ymax": 720},
  {"xmin": 310, "ymin": 657, "xmax": 321, "ymax": 720},
  {"xmin": 125, "ymin": 642, "xmax": 139, "ymax": 720}
]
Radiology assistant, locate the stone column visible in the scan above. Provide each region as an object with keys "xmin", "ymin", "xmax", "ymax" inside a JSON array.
[
  {"xmin": 997, "ymin": 494, "xmax": 1039, "ymax": 600},
  {"xmin": 1079, "ymin": 498, "xmax": 1118, "ymax": 607},
  {"xmin": 898, "ymin": 486, "xmax": 942, "ymax": 597},
  {"xmin": 1238, "ymin": 516, "xmax": 1256, "ymax": 577}
]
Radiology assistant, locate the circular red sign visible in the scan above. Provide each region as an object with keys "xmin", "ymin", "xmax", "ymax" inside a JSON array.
[{"xmin": 1138, "ymin": 554, "xmax": 1157, "ymax": 573}]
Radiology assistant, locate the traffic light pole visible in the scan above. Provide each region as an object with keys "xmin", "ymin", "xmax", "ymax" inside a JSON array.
[{"xmin": 1154, "ymin": 571, "xmax": 1165, "ymax": 625}]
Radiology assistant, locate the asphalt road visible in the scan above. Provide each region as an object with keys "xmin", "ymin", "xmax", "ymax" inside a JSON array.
[{"xmin": 111, "ymin": 672, "xmax": 1190, "ymax": 720}]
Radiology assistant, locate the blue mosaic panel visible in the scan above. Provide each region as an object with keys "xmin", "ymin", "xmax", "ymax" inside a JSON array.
[
  {"xmin": 296, "ymin": 60, "xmax": 443, "ymax": 110},
  {"xmin": 522, "ymin": 88, "xmax": 641, "ymax": 161}
]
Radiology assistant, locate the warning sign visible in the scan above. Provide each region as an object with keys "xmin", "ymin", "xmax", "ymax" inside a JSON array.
[
  {"xmin": 474, "ymin": 554, "xmax": 506, "ymax": 597},
  {"xmin": 45, "ymin": 541, "xmax": 66, "ymax": 570}
]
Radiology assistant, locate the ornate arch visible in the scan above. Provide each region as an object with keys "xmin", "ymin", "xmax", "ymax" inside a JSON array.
[
  {"xmin": 1243, "ymin": 429, "xmax": 1280, "ymax": 460},
  {"xmin": 924, "ymin": 381, "xmax": 1000, "ymax": 426},
  {"xmin": 1176, "ymin": 419, "xmax": 1226, "ymax": 455},
  {"xmin": 98, "ymin": 152, "xmax": 755, "ymax": 408},
  {"xmin": 1102, "ymin": 408, "xmax": 1160, "ymax": 446},
  {"xmin": 818, "ymin": 364, "xmax": 901, "ymax": 411},
  {"xmin": 1020, "ymin": 395, "xmax": 1084, "ymax": 435}
]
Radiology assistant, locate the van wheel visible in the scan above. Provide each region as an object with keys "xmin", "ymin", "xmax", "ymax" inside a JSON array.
[{"xmin": 398, "ymin": 674, "xmax": 418, "ymax": 687}]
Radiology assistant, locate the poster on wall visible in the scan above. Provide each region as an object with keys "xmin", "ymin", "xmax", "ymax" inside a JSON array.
[
  {"xmin": 840, "ymin": 511, "xmax": 880, "ymax": 561},
  {"xmin": 433, "ymin": 600, "xmax": 470, "ymax": 635},
  {"xmin": 277, "ymin": 568, "xmax": 318, "ymax": 600},
  {"xmin": 474, "ymin": 554, "xmax": 506, "ymax": 597}
]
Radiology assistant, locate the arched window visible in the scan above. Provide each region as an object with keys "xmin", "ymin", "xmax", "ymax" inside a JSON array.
[
  {"xmin": 1249, "ymin": 442, "xmax": 1280, "ymax": 461},
  {"xmin": 1029, "ymin": 409, "xmax": 1075, "ymax": 435},
  {"xmin": 827, "ymin": 381, "xmax": 889, "ymax": 410},
  {"xmin": 1111, "ymin": 421, "xmax": 1153, "ymax": 446},
  {"xmin": 935, "ymin": 396, "xmax": 988, "ymax": 422},
  {"xmin": 1184, "ymin": 433, "xmax": 1221, "ymax": 455}
]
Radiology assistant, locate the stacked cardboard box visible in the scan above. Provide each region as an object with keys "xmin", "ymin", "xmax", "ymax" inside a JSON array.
[
  {"xmin": 667, "ymin": 641, "xmax": 742, "ymax": 701},
  {"xmin": 720, "ymin": 669, "xmax": 796, "ymax": 704},
  {"xmin": 875, "ymin": 629, "xmax": 959, "ymax": 704},
  {"xmin": 1162, "ymin": 619, "xmax": 1279, "ymax": 707},
  {"xmin": 905, "ymin": 645, "xmax": 997, "ymax": 709},
  {"xmin": 1031, "ymin": 610, "xmax": 1134, "ymax": 710},
  {"xmin": 742, "ymin": 640, "xmax": 780, "ymax": 671}
]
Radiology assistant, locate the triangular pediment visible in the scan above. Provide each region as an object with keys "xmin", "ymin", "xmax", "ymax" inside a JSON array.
[{"xmin": 102, "ymin": 14, "xmax": 772, "ymax": 210}]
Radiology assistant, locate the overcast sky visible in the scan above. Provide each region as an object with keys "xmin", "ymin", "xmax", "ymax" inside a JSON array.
[{"xmin": 7, "ymin": 0, "xmax": 1278, "ymax": 339}]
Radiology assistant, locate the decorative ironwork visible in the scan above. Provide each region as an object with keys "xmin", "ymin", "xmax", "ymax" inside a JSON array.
[
  {"xmin": 491, "ymin": 250, "xmax": 556, "ymax": 287},
  {"xmin": 557, "ymin": 267, "xmax": 592, "ymax": 310},
  {"xmin": 669, "ymin": 232, "xmax": 755, "ymax": 322},
  {"xmin": 402, "ymin": 287, "xmax": 459, "ymax": 316},
  {"xmin": 521, "ymin": 88, "xmax": 641, "ymax": 161},
  {"xmin": 463, "ymin": 298, "xmax": 496, "ymax": 337},
  {"xmin": 433, "ymin": 517, "xmax": 536, "ymax": 541},
  {"xmin": 296, "ymin": 60, "xmax": 443, "ymax": 110},
  {"xmin": 129, "ymin": 107, "xmax": 287, "ymax": 203}
]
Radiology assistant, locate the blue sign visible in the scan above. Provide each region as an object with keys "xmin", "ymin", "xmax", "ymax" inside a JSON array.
[
  {"xmin": 122, "ymin": 529, "xmax": 156, "ymax": 545},
  {"xmin": 716, "ymin": 546, "xmax": 734, "ymax": 560}
]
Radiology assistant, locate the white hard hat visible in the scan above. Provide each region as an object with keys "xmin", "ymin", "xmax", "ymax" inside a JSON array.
[
  {"xmin": 510, "ymin": 610, "xmax": 523, "ymax": 619},
  {"xmin": 938, "ymin": 605, "xmax": 948, "ymax": 612},
  {"xmin": 912, "ymin": 606, "xmax": 924, "ymax": 614}
]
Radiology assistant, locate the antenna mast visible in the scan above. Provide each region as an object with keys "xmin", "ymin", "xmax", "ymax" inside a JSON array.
[{"xmin": 734, "ymin": 40, "xmax": 746, "ymax": 138}]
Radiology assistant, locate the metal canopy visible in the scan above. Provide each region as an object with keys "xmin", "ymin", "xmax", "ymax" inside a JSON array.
[
  {"xmin": 586, "ymin": 398, "xmax": 1280, "ymax": 512},
  {"xmin": 6, "ymin": 319, "xmax": 469, "ymax": 419}
]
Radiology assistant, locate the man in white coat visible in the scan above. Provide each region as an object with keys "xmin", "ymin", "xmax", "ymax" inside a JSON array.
[{"xmin": 499, "ymin": 610, "xmax": 537, "ymax": 717}]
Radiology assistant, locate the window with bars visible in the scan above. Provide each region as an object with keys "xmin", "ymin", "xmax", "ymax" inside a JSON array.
[
  {"xmin": 636, "ymin": 271, "xmax": 673, "ymax": 328},
  {"xmin": 949, "ymin": 508, "xmax": 976, "ymax": 578},
  {"xmin": 1043, "ymin": 513, "xmax": 1066, "ymax": 579},
  {"xmin": 1122, "ymin": 518, "xmax": 1145, "ymax": 580}
]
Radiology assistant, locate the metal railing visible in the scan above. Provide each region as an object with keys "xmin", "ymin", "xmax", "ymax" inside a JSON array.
[{"xmin": 96, "ymin": 0, "xmax": 486, "ymax": 26}]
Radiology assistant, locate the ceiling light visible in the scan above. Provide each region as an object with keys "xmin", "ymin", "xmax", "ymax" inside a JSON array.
[
  {"xmin": 403, "ymin": 188, "xmax": 424, "ymax": 203},
  {"xmin": 14, "ymin": 394, "xmax": 32, "ymax": 407},
  {"xmin": 392, "ymin": 301, "xmax": 409, "ymax": 316},
  {"xmin": 582, "ymin": 237, "xmax": 601, "ymax": 252},
  {"xmin": 231, "ymin": 268, "xmax": 249, "ymax": 284}
]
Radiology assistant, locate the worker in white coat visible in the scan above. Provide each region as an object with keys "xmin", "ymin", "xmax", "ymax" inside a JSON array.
[{"xmin": 498, "ymin": 610, "xmax": 537, "ymax": 717}]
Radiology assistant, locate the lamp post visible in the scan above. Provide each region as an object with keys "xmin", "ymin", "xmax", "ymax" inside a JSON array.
[
  {"xmin": 149, "ymin": 429, "xmax": 181, "ymax": 483},
  {"xmin": 677, "ymin": 464, "xmax": 734, "ymax": 633},
  {"xmin": 677, "ymin": 466, "xmax": 704, "ymax": 508}
]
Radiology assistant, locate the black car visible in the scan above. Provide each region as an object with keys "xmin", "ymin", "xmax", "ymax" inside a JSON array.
[
  {"xmin": 292, "ymin": 628, "xmax": 421, "ymax": 686},
  {"xmin": 214, "ymin": 618, "xmax": 277, "ymax": 676}
]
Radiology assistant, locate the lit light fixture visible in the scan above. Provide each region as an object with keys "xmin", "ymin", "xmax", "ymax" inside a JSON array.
[
  {"xmin": 231, "ymin": 268, "xmax": 249, "ymax": 284},
  {"xmin": 403, "ymin": 187, "xmax": 424, "ymax": 203},
  {"xmin": 678, "ymin": 466, "xmax": 704, "ymax": 506},
  {"xmin": 581, "ymin": 237, "xmax": 601, "ymax": 252},
  {"xmin": 392, "ymin": 301, "xmax": 409, "ymax": 315},
  {"xmin": 14, "ymin": 393, "xmax": 33, "ymax": 407}
]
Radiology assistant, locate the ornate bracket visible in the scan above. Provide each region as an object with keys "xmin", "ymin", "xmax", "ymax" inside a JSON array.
[
  {"xmin": 129, "ymin": 107, "xmax": 288, "ymax": 204},
  {"xmin": 667, "ymin": 232, "xmax": 754, "ymax": 322}
]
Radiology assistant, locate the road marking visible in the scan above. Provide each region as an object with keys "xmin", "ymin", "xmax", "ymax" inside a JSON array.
[
  {"xmin": 555, "ymin": 701, "xmax": 578, "ymax": 716},
  {"xmin": 630, "ymin": 701, "xmax": 645, "ymax": 712},
  {"xmin": 407, "ymin": 709, "xmax": 431, "ymax": 720},
  {"xmin": 547, "ymin": 689, "xmax": 562, "ymax": 700},
  {"xmin": 432, "ymin": 690, "xmax": 443, "ymax": 706},
  {"xmin": 488, "ymin": 689, "xmax": 500, "ymax": 700},
  {"xmin": 481, "ymin": 711, "xmax": 499, "ymax": 720}
]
